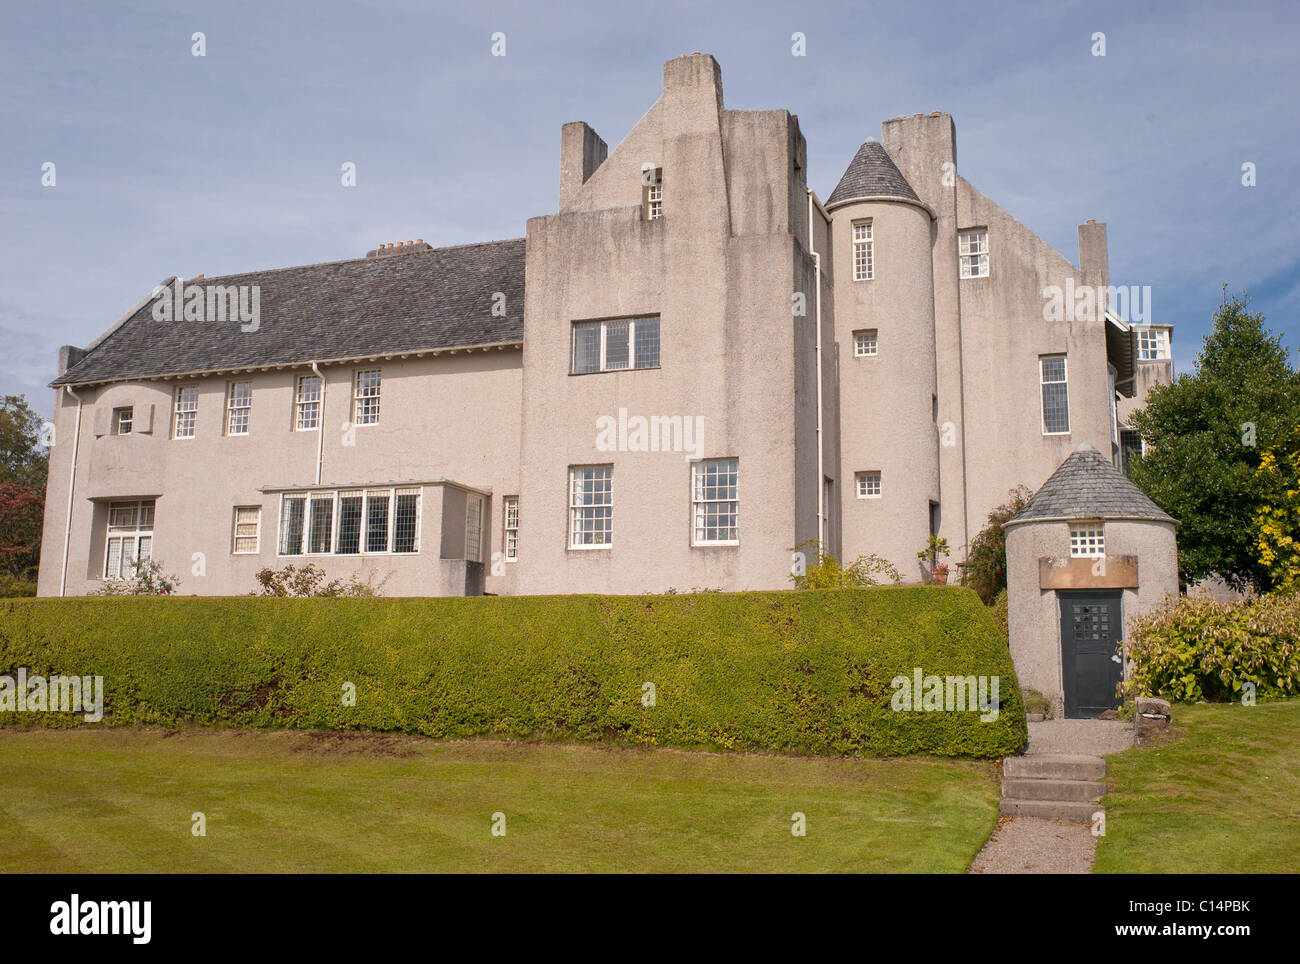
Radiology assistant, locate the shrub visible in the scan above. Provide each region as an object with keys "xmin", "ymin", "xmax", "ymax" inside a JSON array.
[
  {"xmin": 0, "ymin": 588, "xmax": 1026, "ymax": 758},
  {"xmin": 1022, "ymin": 688, "xmax": 1050, "ymax": 718},
  {"xmin": 1125, "ymin": 593, "xmax": 1300, "ymax": 703},
  {"xmin": 789, "ymin": 539, "xmax": 901, "ymax": 589},
  {"xmin": 0, "ymin": 573, "xmax": 36, "ymax": 598},
  {"xmin": 990, "ymin": 588, "xmax": 1008, "ymax": 643},
  {"xmin": 252, "ymin": 564, "xmax": 389, "ymax": 597},
  {"xmin": 961, "ymin": 486, "xmax": 1032, "ymax": 605},
  {"xmin": 90, "ymin": 560, "xmax": 180, "ymax": 596}
]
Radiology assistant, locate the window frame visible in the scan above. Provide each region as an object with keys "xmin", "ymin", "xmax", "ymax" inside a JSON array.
[
  {"xmin": 691, "ymin": 458, "xmax": 740, "ymax": 547},
  {"xmin": 276, "ymin": 487, "xmax": 420, "ymax": 557},
  {"xmin": 855, "ymin": 470, "xmax": 882, "ymax": 499},
  {"xmin": 1136, "ymin": 327, "xmax": 1171, "ymax": 361},
  {"xmin": 570, "ymin": 316, "xmax": 661, "ymax": 374},
  {"xmin": 294, "ymin": 374, "xmax": 323, "ymax": 432},
  {"xmin": 172, "ymin": 385, "xmax": 198, "ymax": 439},
  {"xmin": 503, "ymin": 496, "xmax": 519, "ymax": 562},
  {"xmin": 853, "ymin": 329, "xmax": 878, "ymax": 357},
  {"xmin": 226, "ymin": 380, "xmax": 252, "ymax": 436},
  {"xmin": 958, "ymin": 228, "xmax": 989, "ymax": 279},
  {"xmin": 1069, "ymin": 523, "xmax": 1105, "ymax": 558},
  {"xmin": 232, "ymin": 505, "xmax": 261, "ymax": 554},
  {"xmin": 103, "ymin": 499, "xmax": 155, "ymax": 579},
  {"xmin": 643, "ymin": 166, "xmax": 663, "ymax": 220},
  {"xmin": 1039, "ymin": 354, "xmax": 1071, "ymax": 436},
  {"xmin": 852, "ymin": 219, "xmax": 874, "ymax": 282},
  {"xmin": 352, "ymin": 369, "xmax": 382, "ymax": 427},
  {"xmin": 113, "ymin": 407, "xmax": 133, "ymax": 435},
  {"xmin": 568, "ymin": 465, "xmax": 613, "ymax": 549}
]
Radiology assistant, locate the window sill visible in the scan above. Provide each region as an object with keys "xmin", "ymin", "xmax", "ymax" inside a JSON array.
[
  {"xmin": 568, "ymin": 367, "xmax": 662, "ymax": 377},
  {"xmin": 691, "ymin": 541, "xmax": 739, "ymax": 548},
  {"xmin": 567, "ymin": 544, "xmax": 612, "ymax": 552}
]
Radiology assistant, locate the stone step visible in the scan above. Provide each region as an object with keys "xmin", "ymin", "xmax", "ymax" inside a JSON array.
[
  {"xmin": 1002, "ymin": 777, "xmax": 1105, "ymax": 802},
  {"xmin": 999, "ymin": 798, "xmax": 1103, "ymax": 822},
  {"xmin": 1004, "ymin": 754, "xmax": 1105, "ymax": 781}
]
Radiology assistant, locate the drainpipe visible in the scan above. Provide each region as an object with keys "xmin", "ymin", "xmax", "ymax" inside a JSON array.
[
  {"xmin": 59, "ymin": 385, "xmax": 84, "ymax": 596},
  {"xmin": 310, "ymin": 361, "xmax": 324, "ymax": 484},
  {"xmin": 807, "ymin": 189, "xmax": 825, "ymax": 557}
]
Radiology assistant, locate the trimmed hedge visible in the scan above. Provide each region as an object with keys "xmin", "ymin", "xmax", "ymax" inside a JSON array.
[{"xmin": 0, "ymin": 587, "xmax": 1027, "ymax": 757}]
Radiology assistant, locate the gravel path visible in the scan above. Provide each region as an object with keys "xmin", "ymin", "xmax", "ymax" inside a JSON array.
[
  {"xmin": 969, "ymin": 816, "xmax": 1096, "ymax": 874},
  {"xmin": 1027, "ymin": 719, "xmax": 1134, "ymax": 757}
]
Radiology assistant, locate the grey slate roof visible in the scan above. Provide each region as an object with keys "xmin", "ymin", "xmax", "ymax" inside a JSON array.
[
  {"xmin": 52, "ymin": 238, "xmax": 526, "ymax": 386},
  {"xmin": 826, "ymin": 140, "xmax": 920, "ymax": 207},
  {"xmin": 1008, "ymin": 443, "xmax": 1176, "ymax": 525}
]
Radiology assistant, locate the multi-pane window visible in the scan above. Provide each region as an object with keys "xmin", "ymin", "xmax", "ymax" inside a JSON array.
[
  {"xmin": 852, "ymin": 220, "xmax": 874, "ymax": 281},
  {"xmin": 1070, "ymin": 524, "xmax": 1105, "ymax": 558},
  {"xmin": 278, "ymin": 488, "xmax": 419, "ymax": 555},
  {"xmin": 644, "ymin": 167, "xmax": 663, "ymax": 220},
  {"xmin": 569, "ymin": 465, "xmax": 613, "ymax": 548},
  {"xmin": 353, "ymin": 370, "xmax": 381, "ymax": 426},
  {"xmin": 173, "ymin": 386, "xmax": 198, "ymax": 439},
  {"xmin": 226, "ymin": 381, "xmax": 252, "ymax": 435},
  {"xmin": 571, "ymin": 316, "xmax": 660, "ymax": 373},
  {"xmin": 503, "ymin": 496, "xmax": 519, "ymax": 561},
  {"xmin": 465, "ymin": 495, "xmax": 484, "ymax": 562},
  {"xmin": 1040, "ymin": 354, "xmax": 1070, "ymax": 434},
  {"xmin": 855, "ymin": 470, "xmax": 882, "ymax": 499},
  {"xmin": 854, "ymin": 329, "xmax": 878, "ymax": 357},
  {"xmin": 295, "ymin": 375, "xmax": 322, "ymax": 431},
  {"xmin": 958, "ymin": 229, "xmax": 989, "ymax": 278},
  {"xmin": 232, "ymin": 506, "xmax": 261, "ymax": 554},
  {"xmin": 113, "ymin": 407, "xmax": 133, "ymax": 435},
  {"xmin": 104, "ymin": 500, "xmax": 154, "ymax": 579},
  {"xmin": 1137, "ymin": 328, "xmax": 1171, "ymax": 360},
  {"xmin": 692, "ymin": 458, "xmax": 739, "ymax": 545}
]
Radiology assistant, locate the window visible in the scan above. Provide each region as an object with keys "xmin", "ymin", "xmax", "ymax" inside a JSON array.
[
  {"xmin": 104, "ymin": 500, "xmax": 154, "ymax": 579},
  {"xmin": 353, "ymin": 369, "xmax": 381, "ymax": 426},
  {"xmin": 958, "ymin": 229, "xmax": 989, "ymax": 279},
  {"xmin": 1070, "ymin": 524, "xmax": 1105, "ymax": 558},
  {"xmin": 113, "ymin": 407, "xmax": 133, "ymax": 435},
  {"xmin": 503, "ymin": 496, "xmax": 519, "ymax": 561},
  {"xmin": 1137, "ymin": 327, "xmax": 1171, "ymax": 360},
  {"xmin": 1040, "ymin": 354, "xmax": 1070, "ymax": 434},
  {"xmin": 465, "ymin": 495, "xmax": 484, "ymax": 562},
  {"xmin": 226, "ymin": 381, "xmax": 252, "ymax": 435},
  {"xmin": 571, "ymin": 316, "xmax": 660, "ymax": 373},
  {"xmin": 173, "ymin": 385, "xmax": 198, "ymax": 438},
  {"xmin": 295, "ymin": 375, "xmax": 322, "ymax": 431},
  {"xmin": 232, "ymin": 506, "xmax": 261, "ymax": 554},
  {"xmin": 853, "ymin": 329, "xmax": 878, "ymax": 357},
  {"xmin": 855, "ymin": 470, "xmax": 881, "ymax": 499},
  {"xmin": 692, "ymin": 458, "xmax": 739, "ymax": 545},
  {"xmin": 569, "ymin": 465, "xmax": 613, "ymax": 548},
  {"xmin": 643, "ymin": 167, "xmax": 663, "ymax": 220},
  {"xmin": 277, "ymin": 487, "xmax": 419, "ymax": 555},
  {"xmin": 852, "ymin": 220, "xmax": 874, "ymax": 281},
  {"xmin": 1120, "ymin": 429, "xmax": 1144, "ymax": 479}
]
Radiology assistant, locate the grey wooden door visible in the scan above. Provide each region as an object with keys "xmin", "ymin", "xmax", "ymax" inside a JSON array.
[{"xmin": 1058, "ymin": 590, "xmax": 1124, "ymax": 718}]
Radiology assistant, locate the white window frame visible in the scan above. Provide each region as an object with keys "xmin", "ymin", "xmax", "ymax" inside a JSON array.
[
  {"xmin": 644, "ymin": 167, "xmax": 663, "ymax": 220},
  {"xmin": 276, "ymin": 487, "xmax": 420, "ymax": 557},
  {"xmin": 503, "ymin": 496, "xmax": 519, "ymax": 562},
  {"xmin": 352, "ymin": 369, "xmax": 381, "ymax": 426},
  {"xmin": 172, "ymin": 385, "xmax": 198, "ymax": 439},
  {"xmin": 1040, "ymin": 354, "xmax": 1071, "ymax": 435},
  {"xmin": 113, "ymin": 407, "xmax": 133, "ymax": 435},
  {"xmin": 852, "ymin": 220, "xmax": 874, "ymax": 281},
  {"xmin": 958, "ymin": 229, "xmax": 989, "ymax": 279},
  {"xmin": 294, "ymin": 375, "xmax": 322, "ymax": 432},
  {"xmin": 853, "ymin": 329, "xmax": 878, "ymax": 357},
  {"xmin": 569, "ymin": 465, "xmax": 613, "ymax": 549},
  {"xmin": 104, "ymin": 499, "xmax": 155, "ymax": 579},
  {"xmin": 226, "ymin": 380, "xmax": 252, "ymax": 436},
  {"xmin": 855, "ymin": 470, "xmax": 882, "ymax": 499},
  {"xmin": 571, "ymin": 316, "xmax": 660, "ymax": 374},
  {"xmin": 1136, "ymin": 327, "xmax": 1171, "ymax": 361},
  {"xmin": 1069, "ymin": 523, "xmax": 1105, "ymax": 558},
  {"xmin": 691, "ymin": 458, "xmax": 739, "ymax": 546},
  {"xmin": 232, "ymin": 506, "xmax": 261, "ymax": 554}
]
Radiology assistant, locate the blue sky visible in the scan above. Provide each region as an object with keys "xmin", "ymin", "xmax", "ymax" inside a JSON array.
[{"xmin": 2, "ymin": 0, "xmax": 1297, "ymax": 416}]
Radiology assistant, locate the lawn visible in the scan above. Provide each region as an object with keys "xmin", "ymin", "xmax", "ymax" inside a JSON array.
[
  {"xmin": 0, "ymin": 728, "xmax": 1000, "ymax": 873},
  {"xmin": 1095, "ymin": 699, "xmax": 1300, "ymax": 874}
]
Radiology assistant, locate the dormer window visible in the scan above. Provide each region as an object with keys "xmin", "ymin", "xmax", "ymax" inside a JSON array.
[
  {"xmin": 643, "ymin": 167, "xmax": 663, "ymax": 220},
  {"xmin": 1136, "ymin": 327, "xmax": 1171, "ymax": 360},
  {"xmin": 113, "ymin": 407, "xmax": 133, "ymax": 435}
]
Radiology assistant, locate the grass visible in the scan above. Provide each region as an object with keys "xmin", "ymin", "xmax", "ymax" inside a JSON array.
[
  {"xmin": 0, "ymin": 728, "xmax": 1001, "ymax": 873},
  {"xmin": 1095, "ymin": 699, "xmax": 1300, "ymax": 873}
]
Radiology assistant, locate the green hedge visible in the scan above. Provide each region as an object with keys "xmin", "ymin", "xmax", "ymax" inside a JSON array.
[{"xmin": 0, "ymin": 587, "xmax": 1027, "ymax": 757}]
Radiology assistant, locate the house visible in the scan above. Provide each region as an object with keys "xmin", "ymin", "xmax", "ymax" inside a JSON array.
[{"xmin": 36, "ymin": 53, "xmax": 1170, "ymax": 598}]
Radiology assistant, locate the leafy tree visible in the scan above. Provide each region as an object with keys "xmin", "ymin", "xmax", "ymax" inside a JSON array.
[
  {"xmin": 1253, "ymin": 423, "xmax": 1300, "ymax": 593},
  {"xmin": 0, "ymin": 396, "xmax": 49, "ymax": 579},
  {"xmin": 960, "ymin": 486, "xmax": 1033, "ymax": 605},
  {"xmin": 1129, "ymin": 295, "xmax": 1300, "ymax": 591}
]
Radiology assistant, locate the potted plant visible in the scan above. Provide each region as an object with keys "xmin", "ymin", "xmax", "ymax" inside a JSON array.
[{"xmin": 916, "ymin": 536, "xmax": 951, "ymax": 585}]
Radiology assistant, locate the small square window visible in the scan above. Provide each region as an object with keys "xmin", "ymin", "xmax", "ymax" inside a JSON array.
[
  {"xmin": 113, "ymin": 407, "xmax": 133, "ymax": 435},
  {"xmin": 1069, "ymin": 524, "xmax": 1104, "ymax": 558},
  {"xmin": 853, "ymin": 329, "xmax": 878, "ymax": 357},
  {"xmin": 855, "ymin": 471, "xmax": 881, "ymax": 499}
]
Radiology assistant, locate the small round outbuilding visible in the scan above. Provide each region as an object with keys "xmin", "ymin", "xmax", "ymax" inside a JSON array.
[{"xmin": 1004, "ymin": 443, "xmax": 1178, "ymax": 719}]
